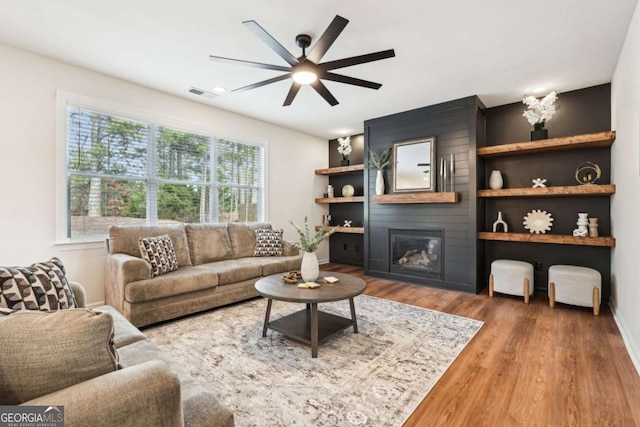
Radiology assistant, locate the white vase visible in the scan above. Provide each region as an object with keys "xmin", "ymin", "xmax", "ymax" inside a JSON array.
[
  {"xmin": 301, "ymin": 251, "xmax": 319, "ymax": 282},
  {"xmin": 376, "ymin": 169, "xmax": 385, "ymax": 195},
  {"xmin": 489, "ymin": 170, "xmax": 503, "ymax": 190}
]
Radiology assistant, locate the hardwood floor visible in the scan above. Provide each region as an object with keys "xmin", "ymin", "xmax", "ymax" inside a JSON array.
[{"xmin": 321, "ymin": 263, "xmax": 640, "ymax": 427}]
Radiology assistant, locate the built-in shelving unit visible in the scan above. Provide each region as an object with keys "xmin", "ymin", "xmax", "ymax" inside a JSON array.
[
  {"xmin": 314, "ymin": 164, "xmax": 364, "ymax": 175},
  {"xmin": 372, "ymin": 192, "xmax": 458, "ymax": 204},
  {"xmin": 315, "ymin": 226, "xmax": 364, "ymax": 234},
  {"xmin": 476, "ymin": 131, "xmax": 615, "ymax": 158},
  {"xmin": 478, "ymin": 232, "xmax": 615, "ymax": 247},
  {"xmin": 478, "ymin": 185, "xmax": 615, "ymax": 198},
  {"xmin": 315, "ymin": 196, "xmax": 364, "ymax": 204}
]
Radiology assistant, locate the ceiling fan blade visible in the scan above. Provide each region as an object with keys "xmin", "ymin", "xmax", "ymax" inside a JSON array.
[
  {"xmin": 283, "ymin": 82, "xmax": 302, "ymax": 106},
  {"xmin": 232, "ymin": 73, "xmax": 292, "ymax": 93},
  {"xmin": 243, "ymin": 20, "xmax": 299, "ymax": 66},
  {"xmin": 321, "ymin": 72, "xmax": 382, "ymax": 89},
  {"xmin": 209, "ymin": 55, "xmax": 291, "ymax": 72},
  {"xmin": 319, "ymin": 49, "xmax": 396, "ymax": 71},
  {"xmin": 310, "ymin": 80, "xmax": 339, "ymax": 106},
  {"xmin": 306, "ymin": 15, "xmax": 349, "ymax": 64}
]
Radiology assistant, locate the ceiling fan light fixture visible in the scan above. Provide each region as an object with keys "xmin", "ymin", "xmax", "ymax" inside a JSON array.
[{"xmin": 292, "ymin": 70, "xmax": 317, "ymax": 84}]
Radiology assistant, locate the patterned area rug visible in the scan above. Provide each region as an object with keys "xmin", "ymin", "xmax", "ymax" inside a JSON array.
[{"xmin": 144, "ymin": 295, "xmax": 483, "ymax": 426}]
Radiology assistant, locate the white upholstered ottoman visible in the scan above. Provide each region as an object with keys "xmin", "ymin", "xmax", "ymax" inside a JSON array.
[
  {"xmin": 548, "ymin": 265, "xmax": 601, "ymax": 315},
  {"xmin": 489, "ymin": 260, "xmax": 534, "ymax": 303}
]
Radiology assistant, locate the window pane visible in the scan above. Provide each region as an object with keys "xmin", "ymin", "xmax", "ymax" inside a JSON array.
[
  {"xmin": 218, "ymin": 186, "xmax": 260, "ymax": 222},
  {"xmin": 69, "ymin": 176, "xmax": 146, "ymax": 239},
  {"xmin": 67, "ymin": 108, "xmax": 147, "ymax": 177},
  {"xmin": 156, "ymin": 128, "xmax": 210, "ymax": 183},
  {"xmin": 216, "ymin": 139, "xmax": 263, "ymax": 187},
  {"xmin": 157, "ymin": 183, "xmax": 210, "ymax": 224}
]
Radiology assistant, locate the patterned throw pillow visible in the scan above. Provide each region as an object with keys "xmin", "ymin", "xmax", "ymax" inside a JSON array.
[
  {"xmin": 0, "ymin": 257, "xmax": 77, "ymax": 312},
  {"xmin": 254, "ymin": 228, "xmax": 283, "ymax": 257},
  {"xmin": 138, "ymin": 234, "xmax": 179, "ymax": 277}
]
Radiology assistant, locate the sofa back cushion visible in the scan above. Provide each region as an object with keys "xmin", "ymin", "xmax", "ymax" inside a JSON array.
[
  {"xmin": 227, "ymin": 223, "xmax": 272, "ymax": 258},
  {"xmin": 0, "ymin": 257, "xmax": 77, "ymax": 312},
  {"xmin": 108, "ymin": 224, "xmax": 192, "ymax": 266},
  {"xmin": 0, "ymin": 309, "xmax": 119, "ymax": 405},
  {"xmin": 185, "ymin": 223, "xmax": 233, "ymax": 265}
]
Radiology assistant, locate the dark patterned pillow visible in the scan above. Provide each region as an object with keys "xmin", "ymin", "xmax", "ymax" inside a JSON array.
[
  {"xmin": 254, "ymin": 228, "xmax": 283, "ymax": 257},
  {"xmin": 138, "ymin": 234, "xmax": 179, "ymax": 277},
  {"xmin": 0, "ymin": 257, "xmax": 77, "ymax": 312}
]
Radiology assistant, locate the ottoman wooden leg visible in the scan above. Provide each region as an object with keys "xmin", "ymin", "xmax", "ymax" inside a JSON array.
[
  {"xmin": 549, "ymin": 282, "xmax": 555, "ymax": 308},
  {"xmin": 489, "ymin": 274, "xmax": 494, "ymax": 297},
  {"xmin": 593, "ymin": 287, "xmax": 600, "ymax": 316},
  {"xmin": 524, "ymin": 279, "xmax": 530, "ymax": 304}
]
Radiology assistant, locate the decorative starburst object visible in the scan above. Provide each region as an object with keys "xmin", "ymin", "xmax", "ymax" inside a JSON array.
[
  {"xmin": 532, "ymin": 178, "xmax": 547, "ymax": 188},
  {"xmin": 343, "ymin": 220, "xmax": 352, "ymax": 227},
  {"xmin": 523, "ymin": 210, "xmax": 554, "ymax": 234}
]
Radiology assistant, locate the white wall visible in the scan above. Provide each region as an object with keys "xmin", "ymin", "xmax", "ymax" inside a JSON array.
[
  {"xmin": 0, "ymin": 43, "xmax": 329, "ymax": 306},
  {"xmin": 611, "ymin": 1, "xmax": 640, "ymax": 374}
]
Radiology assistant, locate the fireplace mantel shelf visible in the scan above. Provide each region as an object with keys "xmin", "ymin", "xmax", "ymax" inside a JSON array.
[{"xmin": 372, "ymin": 192, "xmax": 458, "ymax": 204}]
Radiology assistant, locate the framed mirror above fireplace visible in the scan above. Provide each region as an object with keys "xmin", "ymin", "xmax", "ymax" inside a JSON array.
[{"xmin": 392, "ymin": 136, "xmax": 436, "ymax": 192}]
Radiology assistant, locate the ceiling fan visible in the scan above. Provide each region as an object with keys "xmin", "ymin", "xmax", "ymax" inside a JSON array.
[{"xmin": 209, "ymin": 15, "xmax": 395, "ymax": 106}]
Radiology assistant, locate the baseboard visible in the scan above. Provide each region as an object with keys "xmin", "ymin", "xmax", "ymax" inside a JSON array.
[
  {"xmin": 609, "ymin": 298, "xmax": 640, "ymax": 376},
  {"xmin": 318, "ymin": 258, "xmax": 330, "ymax": 265},
  {"xmin": 86, "ymin": 301, "xmax": 106, "ymax": 309}
]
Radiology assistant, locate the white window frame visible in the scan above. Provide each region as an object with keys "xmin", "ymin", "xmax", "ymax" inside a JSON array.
[{"xmin": 55, "ymin": 91, "xmax": 268, "ymax": 244}]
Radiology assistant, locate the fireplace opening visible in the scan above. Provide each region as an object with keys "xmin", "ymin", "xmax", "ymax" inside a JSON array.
[{"xmin": 389, "ymin": 228, "xmax": 443, "ymax": 280}]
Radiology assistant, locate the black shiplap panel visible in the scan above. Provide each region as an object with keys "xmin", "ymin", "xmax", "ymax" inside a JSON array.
[{"xmin": 364, "ymin": 96, "xmax": 483, "ymax": 293}]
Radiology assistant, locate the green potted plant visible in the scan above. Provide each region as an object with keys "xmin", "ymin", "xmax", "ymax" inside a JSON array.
[
  {"xmin": 290, "ymin": 217, "xmax": 337, "ymax": 282},
  {"xmin": 367, "ymin": 148, "xmax": 392, "ymax": 195}
]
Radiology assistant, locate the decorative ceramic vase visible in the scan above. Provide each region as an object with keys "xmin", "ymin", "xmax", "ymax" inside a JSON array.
[
  {"xmin": 589, "ymin": 217, "xmax": 599, "ymax": 237},
  {"xmin": 340, "ymin": 158, "xmax": 350, "ymax": 166},
  {"xmin": 342, "ymin": 184, "xmax": 355, "ymax": 197},
  {"xmin": 531, "ymin": 128, "xmax": 548, "ymax": 141},
  {"xmin": 489, "ymin": 170, "xmax": 503, "ymax": 190},
  {"xmin": 301, "ymin": 251, "xmax": 319, "ymax": 282},
  {"xmin": 573, "ymin": 212, "xmax": 589, "ymax": 237},
  {"xmin": 375, "ymin": 170, "xmax": 385, "ymax": 195}
]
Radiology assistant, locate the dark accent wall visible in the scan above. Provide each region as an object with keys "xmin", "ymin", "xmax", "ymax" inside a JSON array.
[
  {"xmin": 364, "ymin": 96, "xmax": 486, "ymax": 293},
  {"xmin": 484, "ymin": 84, "xmax": 612, "ymax": 298},
  {"xmin": 327, "ymin": 134, "xmax": 364, "ymax": 266}
]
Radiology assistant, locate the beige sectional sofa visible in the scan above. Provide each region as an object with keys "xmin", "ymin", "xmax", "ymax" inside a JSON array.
[
  {"xmin": 106, "ymin": 222, "xmax": 302, "ymax": 327},
  {"xmin": 1, "ymin": 282, "xmax": 234, "ymax": 427}
]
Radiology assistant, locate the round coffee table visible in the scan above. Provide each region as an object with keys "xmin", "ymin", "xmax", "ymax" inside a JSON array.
[{"xmin": 255, "ymin": 271, "xmax": 366, "ymax": 358}]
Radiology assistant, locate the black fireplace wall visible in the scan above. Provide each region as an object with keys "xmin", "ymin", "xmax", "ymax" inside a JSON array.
[{"xmin": 364, "ymin": 96, "xmax": 486, "ymax": 293}]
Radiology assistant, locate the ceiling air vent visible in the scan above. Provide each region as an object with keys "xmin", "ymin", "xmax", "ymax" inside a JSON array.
[{"xmin": 189, "ymin": 87, "xmax": 218, "ymax": 99}]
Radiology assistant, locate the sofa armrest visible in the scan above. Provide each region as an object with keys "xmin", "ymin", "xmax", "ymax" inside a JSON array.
[
  {"xmin": 69, "ymin": 281, "xmax": 86, "ymax": 308},
  {"xmin": 282, "ymin": 241, "xmax": 300, "ymax": 257},
  {"xmin": 104, "ymin": 253, "xmax": 151, "ymax": 313},
  {"xmin": 23, "ymin": 361, "xmax": 184, "ymax": 427}
]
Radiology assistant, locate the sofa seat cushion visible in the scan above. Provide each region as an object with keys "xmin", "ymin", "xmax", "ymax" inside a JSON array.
[
  {"xmin": 95, "ymin": 305, "xmax": 147, "ymax": 348},
  {"xmin": 243, "ymin": 255, "xmax": 303, "ymax": 276},
  {"xmin": 109, "ymin": 224, "xmax": 193, "ymax": 266},
  {"xmin": 125, "ymin": 266, "xmax": 218, "ymax": 303},
  {"xmin": 185, "ymin": 223, "xmax": 233, "ymax": 264},
  {"xmin": 117, "ymin": 338, "xmax": 235, "ymax": 426},
  {"xmin": 227, "ymin": 222, "xmax": 271, "ymax": 259},
  {"xmin": 196, "ymin": 259, "xmax": 262, "ymax": 285},
  {"xmin": 0, "ymin": 309, "xmax": 118, "ymax": 405}
]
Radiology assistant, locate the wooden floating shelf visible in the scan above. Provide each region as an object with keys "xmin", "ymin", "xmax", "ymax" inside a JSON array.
[
  {"xmin": 372, "ymin": 192, "xmax": 458, "ymax": 204},
  {"xmin": 315, "ymin": 226, "xmax": 364, "ymax": 234},
  {"xmin": 477, "ymin": 131, "xmax": 616, "ymax": 158},
  {"xmin": 478, "ymin": 185, "xmax": 615, "ymax": 198},
  {"xmin": 314, "ymin": 164, "xmax": 364, "ymax": 176},
  {"xmin": 478, "ymin": 232, "xmax": 615, "ymax": 247},
  {"xmin": 315, "ymin": 196, "xmax": 364, "ymax": 204}
]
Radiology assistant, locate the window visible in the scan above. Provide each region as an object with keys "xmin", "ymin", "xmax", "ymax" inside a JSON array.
[{"xmin": 64, "ymin": 104, "xmax": 264, "ymax": 240}]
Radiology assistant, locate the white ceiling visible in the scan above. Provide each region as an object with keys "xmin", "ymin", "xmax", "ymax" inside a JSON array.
[{"xmin": 0, "ymin": 0, "xmax": 637, "ymax": 139}]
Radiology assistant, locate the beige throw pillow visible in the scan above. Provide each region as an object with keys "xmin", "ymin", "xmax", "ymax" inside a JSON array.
[{"xmin": 0, "ymin": 309, "xmax": 119, "ymax": 405}]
